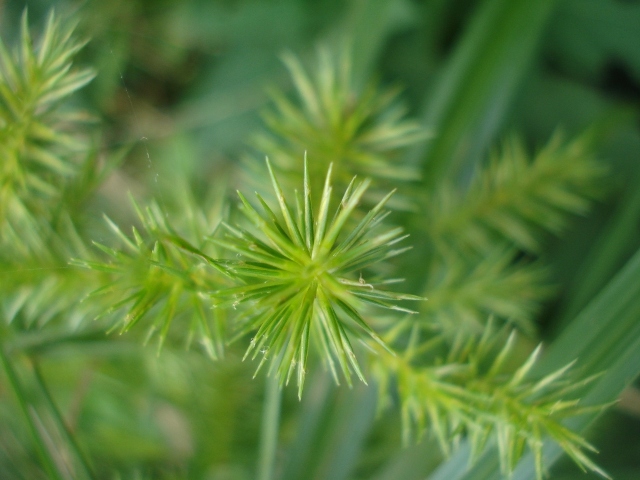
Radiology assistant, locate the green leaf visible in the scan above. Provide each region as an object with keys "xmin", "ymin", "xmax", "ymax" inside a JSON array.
[{"xmin": 412, "ymin": 0, "xmax": 557, "ymax": 187}]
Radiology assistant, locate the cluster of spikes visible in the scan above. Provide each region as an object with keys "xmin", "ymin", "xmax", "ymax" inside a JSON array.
[
  {"xmin": 0, "ymin": 9, "xmax": 613, "ymax": 480},
  {"xmin": 71, "ymin": 197, "xmax": 226, "ymax": 359},
  {"xmin": 0, "ymin": 10, "xmax": 94, "ymax": 258},
  {"xmin": 213, "ymin": 158, "xmax": 422, "ymax": 397},
  {"xmin": 250, "ymin": 48, "xmax": 427, "ymax": 201},
  {"xmin": 73, "ymin": 156, "xmax": 420, "ymax": 398},
  {"xmin": 372, "ymin": 321, "xmax": 609, "ymax": 480}
]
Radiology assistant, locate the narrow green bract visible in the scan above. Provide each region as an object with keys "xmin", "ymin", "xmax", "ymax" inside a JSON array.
[{"xmin": 215, "ymin": 158, "xmax": 420, "ymax": 397}]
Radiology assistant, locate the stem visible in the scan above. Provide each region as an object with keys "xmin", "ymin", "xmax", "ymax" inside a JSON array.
[
  {"xmin": 0, "ymin": 346, "xmax": 64, "ymax": 480},
  {"xmin": 257, "ymin": 375, "xmax": 282, "ymax": 480},
  {"xmin": 33, "ymin": 362, "xmax": 95, "ymax": 480}
]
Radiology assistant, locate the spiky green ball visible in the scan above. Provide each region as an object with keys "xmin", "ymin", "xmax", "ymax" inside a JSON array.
[{"xmin": 215, "ymin": 158, "xmax": 421, "ymax": 397}]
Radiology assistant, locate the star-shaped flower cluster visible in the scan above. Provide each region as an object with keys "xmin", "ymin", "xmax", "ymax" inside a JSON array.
[{"xmin": 215, "ymin": 158, "xmax": 421, "ymax": 397}]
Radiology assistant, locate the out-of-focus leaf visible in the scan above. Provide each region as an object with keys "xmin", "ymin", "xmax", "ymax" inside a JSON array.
[
  {"xmin": 280, "ymin": 375, "xmax": 378, "ymax": 480},
  {"xmin": 545, "ymin": 0, "xmax": 640, "ymax": 83},
  {"xmin": 412, "ymin": 0, "xmax": 556, "ymax": 187}
]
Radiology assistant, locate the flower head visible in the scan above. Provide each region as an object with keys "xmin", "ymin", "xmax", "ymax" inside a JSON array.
[
  {"xmin": 251, "ymin": 49, "xmax": 427, "ymax": 198},
  {"xmin": 215, "ymin": 158, "xmax": 421, "ymax": 397}
]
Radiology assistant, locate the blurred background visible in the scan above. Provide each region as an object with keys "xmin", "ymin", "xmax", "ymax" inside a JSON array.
[{"xmin": 1, "ymin": 0, "xmax": 640, "ymax": 479}]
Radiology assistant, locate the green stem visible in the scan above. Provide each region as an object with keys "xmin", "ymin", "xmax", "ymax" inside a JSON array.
[
  {"xmin": 0, "ymin": 346, "xmax": 64, "ymax": 480},
  {"xmin": 257, "ymin": 375, "xmax": 282, "ymax": 480},
  {"xmin": 33, "ymin": 362, "xmax": 95, "ymax": 480}
]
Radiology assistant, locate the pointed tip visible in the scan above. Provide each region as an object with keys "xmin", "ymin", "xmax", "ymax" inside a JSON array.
[
  {"xmin": 279, "ymin": 49, "xmax": 297, "ymax": 68},
  {"xmin": 265, "ymin": 156, "xmax": 274, "ymax": 174},
  {"xmin": 303, "ymin": 152, "xmax": 309, "ymax": 182},
  {"xmin": 326, "ymin": 162, "xmax": 334, "ymax": 180},
  {"xmin": 531, "ymin": 342, "xmax": 543, "ymax": 358},
  {"xmin": 236, "ymin": 190, "xmax": 248, "ymax": 202}
]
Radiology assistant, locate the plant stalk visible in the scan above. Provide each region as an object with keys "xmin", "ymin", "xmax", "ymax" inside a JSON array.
[
  {"xmin": 257, "ymin": 375, "xmax": 282, "ymax": 480},
  {"xmin": 0, "ymin": 346, "xmax": 64, "ymax": 480},
  {"xmin": 33, "ymin": 362, "xmax": 95, "ymax": 480}
]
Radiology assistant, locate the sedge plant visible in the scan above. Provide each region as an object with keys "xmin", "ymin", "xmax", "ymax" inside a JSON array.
[{"xmin": 1, "ymin": 7, "xmax": 634, "ymax": 480}]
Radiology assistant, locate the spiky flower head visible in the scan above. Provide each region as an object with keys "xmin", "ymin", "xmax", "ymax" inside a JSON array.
[
  {"xmin": 0, "ymin": 10, "xmax": 94, "ymax": 257},
  {"xmin": 72, "ymin": 197, "xmax": 226, "ymax": 359},
  {"xmin": 215, "ymin": 158, "xmax": 421, "ymax": 397},
  {"xmin": 372, "ymin": 322, "xmax": 609, "ymax": 480},
  {"xmin": 251, "ymin": 49, "xmax": 427, "ymax": 197}
]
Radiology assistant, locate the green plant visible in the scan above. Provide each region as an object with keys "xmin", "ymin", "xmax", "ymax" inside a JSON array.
[
  {"xmin": 214, "ymin": 159, "xmax": 420, "ymax": 396},
  {"xmin": 2, "ymin": 3, "xmax": 640, "ymax": 480}
]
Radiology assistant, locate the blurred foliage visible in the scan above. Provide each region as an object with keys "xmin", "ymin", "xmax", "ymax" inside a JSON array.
[
  {"xmin": 1, "ymin": 1, "xmax": 640, "ymax": 480},
  {"xmin": 249, "ymin": 49, "xmax": 427, "ymax": 202}
]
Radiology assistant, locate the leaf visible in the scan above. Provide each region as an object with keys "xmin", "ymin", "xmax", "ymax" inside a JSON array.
[{"xmin": 411, "ymin": 0, "xmax": 557, "ymax": 188}]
